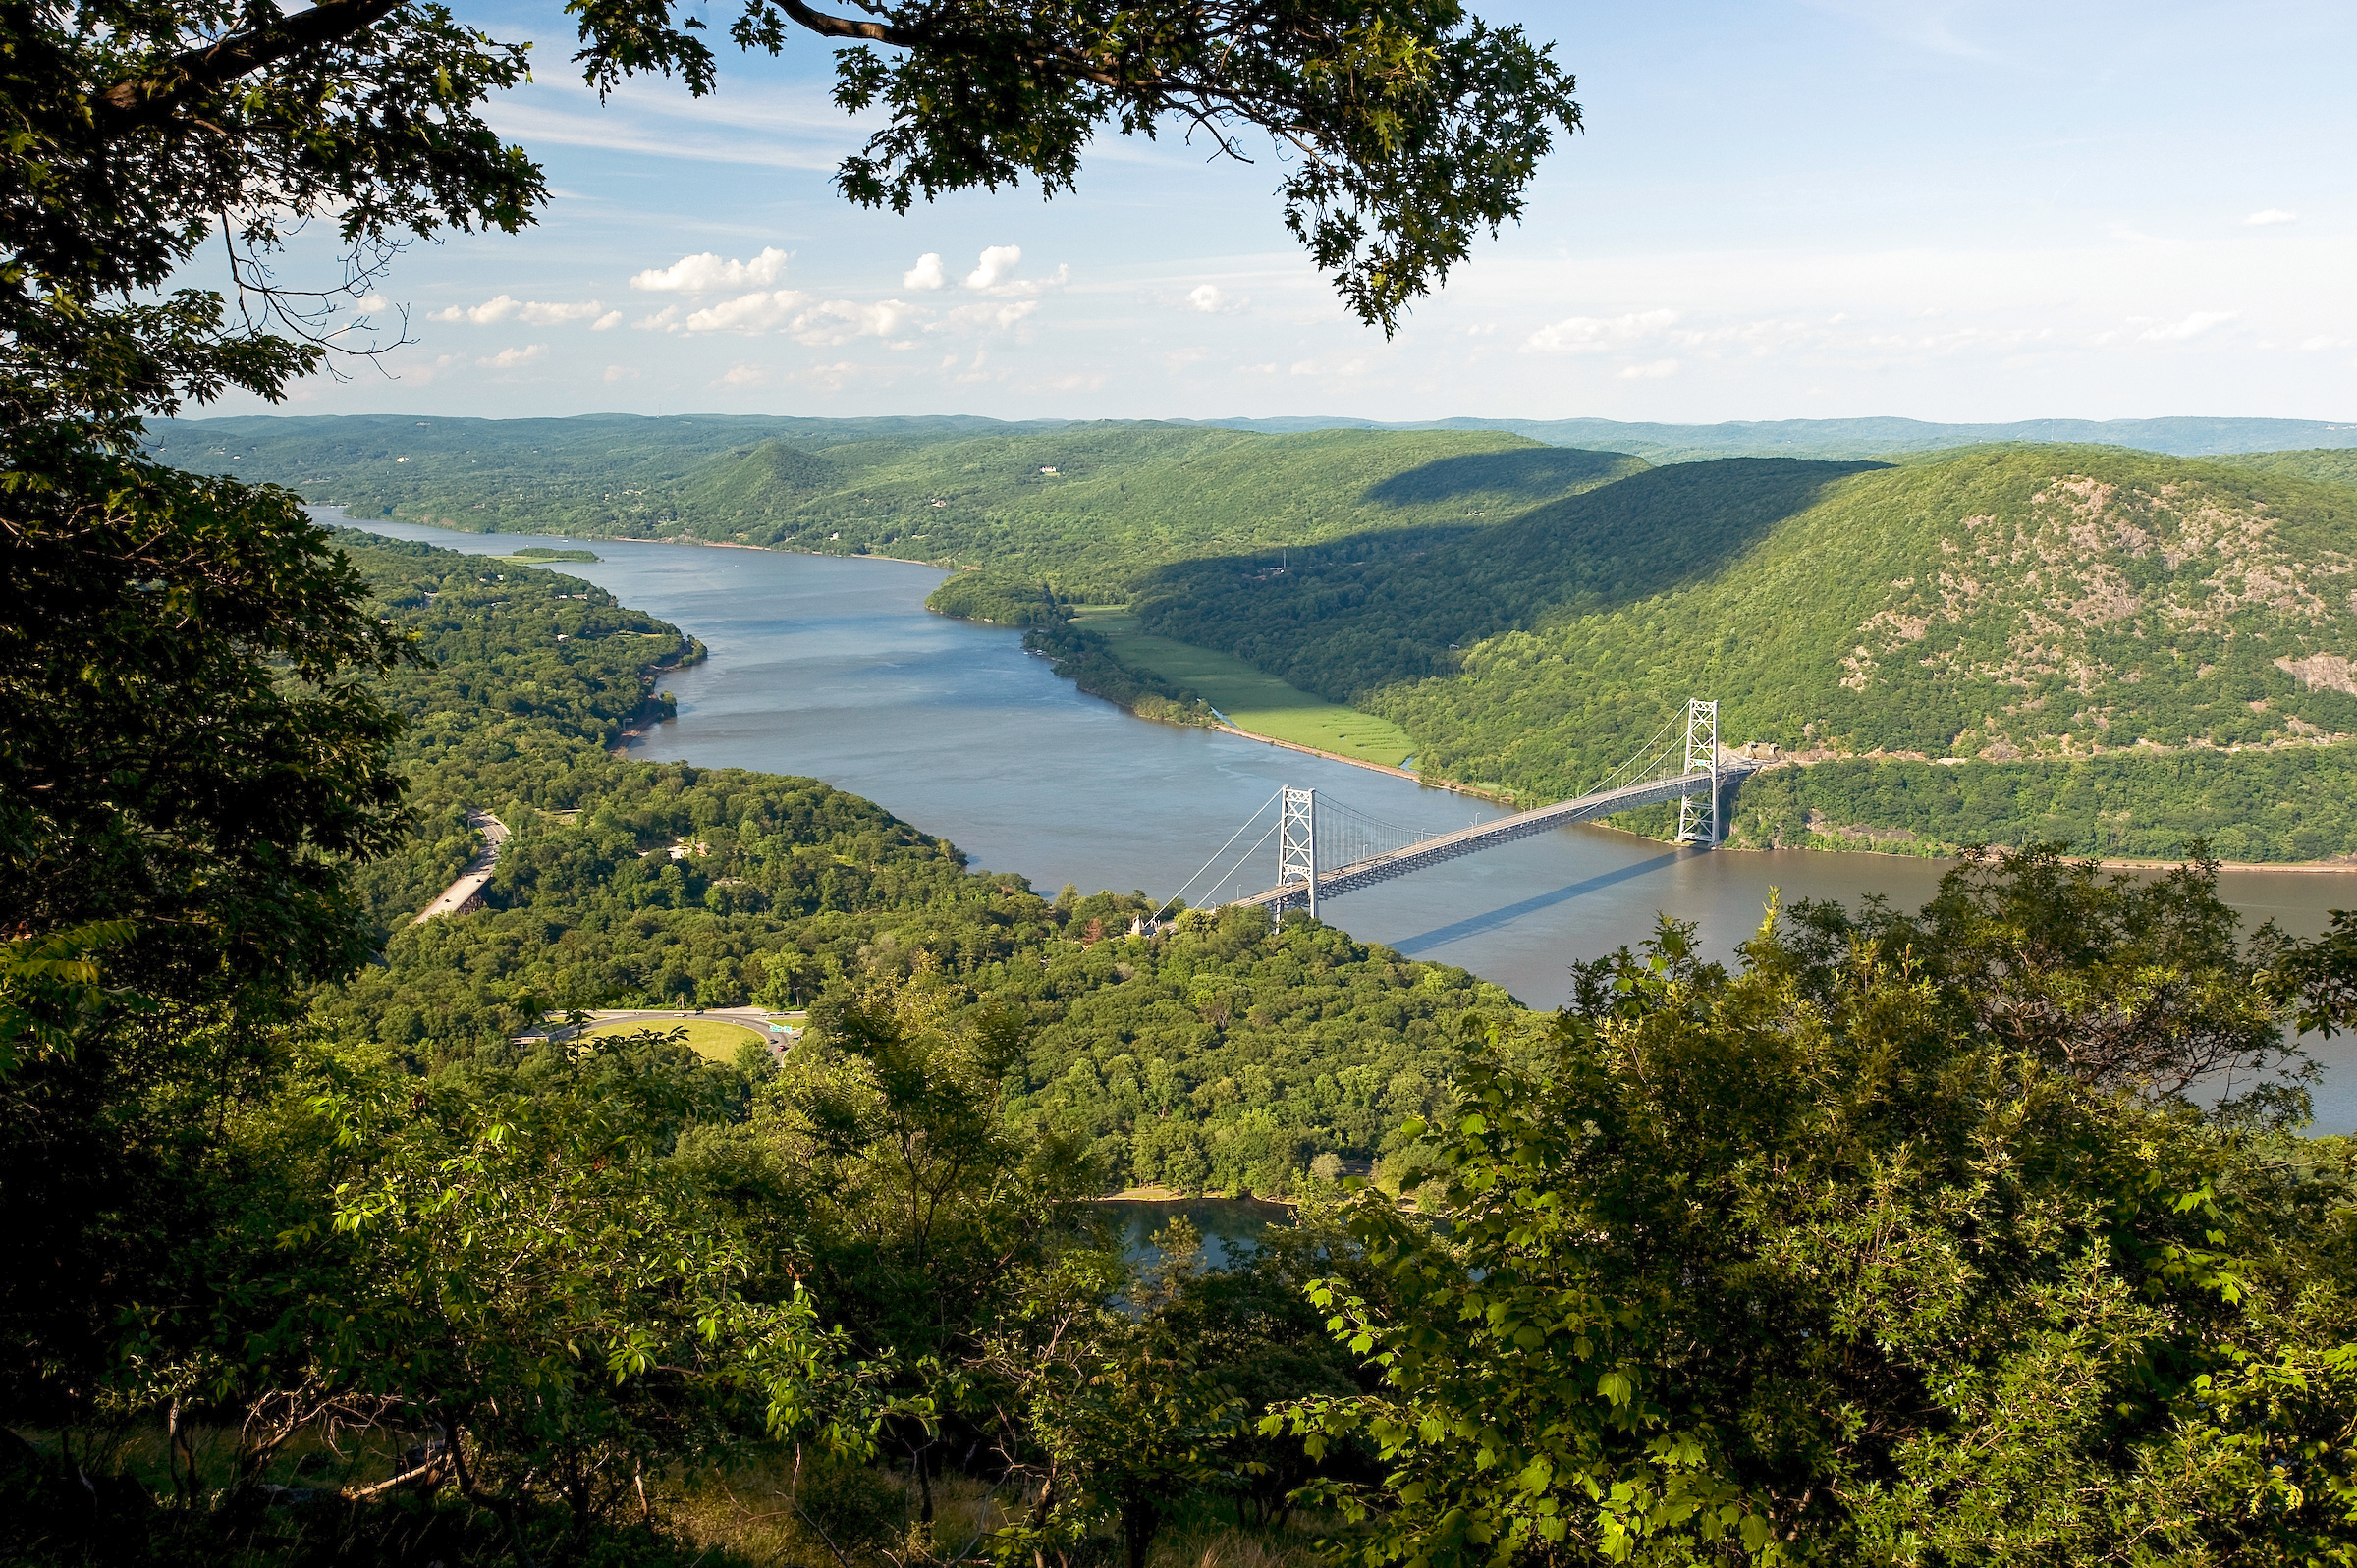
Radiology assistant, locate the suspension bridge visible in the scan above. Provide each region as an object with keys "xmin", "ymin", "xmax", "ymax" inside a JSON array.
[{"xmin": 1164, "ymin": 699, "xmax": 1762, "ymax": 919}]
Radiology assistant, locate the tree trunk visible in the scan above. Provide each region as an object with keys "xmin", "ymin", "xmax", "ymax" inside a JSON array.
[
  {"xmin": 1124, "ymin": 1497, "xmax": 1159, "ymax": 1568},
  {"xmin": 912, "ymin": 1436, "xmax": 935, "ymax": 1524}
]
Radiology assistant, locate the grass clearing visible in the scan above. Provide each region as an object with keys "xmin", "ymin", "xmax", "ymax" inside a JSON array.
[
  {"xmin": 1070, "ymin": 606, "xmax": 1417, "ymax": 769},
  {"xmin": 584, "ymin": 1017, "xmax": 768, "ymax": 1063}
]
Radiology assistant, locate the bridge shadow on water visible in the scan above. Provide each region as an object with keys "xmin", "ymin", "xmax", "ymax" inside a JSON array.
[{"xmin": 1387, "ymin": 850, "xmax": 1690, "ymax": 957}]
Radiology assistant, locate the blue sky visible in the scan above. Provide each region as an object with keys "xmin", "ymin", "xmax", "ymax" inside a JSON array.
[{"xmin": 237, "ymin": 0, "xmax": 2357, "ymax": 424}]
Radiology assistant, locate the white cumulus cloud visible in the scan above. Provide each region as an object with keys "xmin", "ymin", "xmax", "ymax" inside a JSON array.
[
  {"xmin": 478, "ymin": 344, "xmax": 546, "ymax": 369},
  {"xmin": 435, "ymin": 295, "xmax": 520, "ymax": 325},
  {"xmin": 630, "ymin": 246, "xmax": 790, "ymax": 293},
  {"xmin": 1525, "ymin": 308, "xmax": 1680, "ymax": 353},
  {"xmin": 2244, "ymin": 209, "xmax": 2299, "ymax": 227},
  {"xmin": 592, "ymin": 310, "xmax": 624, "ymax": 331},
  {"xmin": 1619, "ymin": 358, "xmax": 1681, "ymax": 379},
  {"xmin": 904, "ymin": 253, "xmax": 947, "ymax": 291},
  {"xmin": 964, "ymin": 245, "xmax": 1022, "ymax": 290},
  {"xmin": 604, "ymin": 364, "xmax": 638, "ymax": 383},
  {"xmin": 673, "ymin": 291, "xmax": 921, "ymax": 344},
  {"xmin": 1186, "ymin": 284, "xmax": 1237, "ymax": 314}
]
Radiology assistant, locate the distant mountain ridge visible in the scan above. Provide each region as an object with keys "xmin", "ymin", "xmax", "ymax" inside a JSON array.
[
  {"xmin": 1184, "ymin": 414, "xmax": 2357, "ymax": 461},
  {"xmin": 154, "ymin": 411, "xmax": 2357, "ymax": 486}
]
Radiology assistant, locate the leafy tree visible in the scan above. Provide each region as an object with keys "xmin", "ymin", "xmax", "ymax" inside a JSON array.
[
  {"xmin": 1274, "ymin": 854, "xmax": 2357, "ymax": 1567},
  {"xmin": 972, "ymin": 1237, "xmax": 1241, "ymax": 1568},
  {"xmin": 790, "ymin": 972, "xmax": 1100, "ymax": 1366},
  {"xmin": 1773, "ymin": 844, "xmax": 2299, "ymax": 1102},
  {"xmin": 281, "ymin": 1032, "xmax": 891, "ymax": 1550},
  {"xmin": 1, "ymin": 477, "xmax": 413, "ymax": 1026}
]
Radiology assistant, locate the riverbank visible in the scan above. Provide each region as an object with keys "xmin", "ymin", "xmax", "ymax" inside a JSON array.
[
  {"xmin": 1067, "ymin": 606, "xmax": 1421, "ymax": 769},
  {"xmin": 1205, "ymin": 721, "xmax": 1526, "ymax": 806}
]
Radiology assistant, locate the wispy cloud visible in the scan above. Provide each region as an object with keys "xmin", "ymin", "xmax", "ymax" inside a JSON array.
[
  {"xmin": 433, "ymin": 295, "xmax": 606, "ymax": 326},
  {"xmin": 2138, "ymin": 310, "xmax": 2237, "ymax": 343},
  {"xmin": 1619, "ymin": 359, "xmax": 1681, "ymax": 379},
  {"xmin": 1799, "ymin": 0, "xmax": 2000, "ymax": 61},
  {"xmin": 681, "ymin": 290, "xmax": 812, "ymax": 334},
  {"xmin": 1525, "ymin": 308, "xmax": 1679, "ymax": 354},
  {"xmin": 481, "ymin": 79, "xmax": 865, "ymax": 173},
  {"xmin": 932, "ymin": 299, "xmax": 1039, "ymax": 334},
  {"xmin": 2245, "ymin": 209, "xmax": 2299, "ymax": 227}
]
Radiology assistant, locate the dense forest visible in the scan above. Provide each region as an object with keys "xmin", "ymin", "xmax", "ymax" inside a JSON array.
[{"xmin": 1135, "ymin": 445, "xmax": 2357, "ymax": 860}]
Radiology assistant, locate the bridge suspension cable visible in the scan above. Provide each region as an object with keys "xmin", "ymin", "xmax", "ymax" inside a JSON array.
[
  {"xmin": 1313, "ymin": 794, "xmax": 1460, "ymax": 869},
  {"xmin": 1577, "ymin": 706, "xmax": 1688, "ymax": 800},
  {"xmin": 1187, "ymin": 695, "xmax": 1750, "ymax": 918},
  {"xmin": 1152, "ymin": 789, "xmax": 1283, "ymax": 922}
]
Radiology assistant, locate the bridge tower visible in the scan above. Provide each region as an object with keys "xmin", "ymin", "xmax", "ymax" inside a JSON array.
[
  {"xmin": 1678, "ymin": 698, "xmax": 1722, "ymax": 846},
  {"xmin": 1279, "ymin": 787, "xmax": 1319, "ymax": 917}
]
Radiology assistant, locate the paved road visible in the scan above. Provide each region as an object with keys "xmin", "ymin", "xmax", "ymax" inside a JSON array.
[
  {"xmin": 577, "ymin": 1007, "xmax": 799, "ymax": 1034},
  {"xmin": 411, "ymin": 810, "xmax": 509, "ymax": 924},
  {"xmin": 529, "ymin": 1007, "xmax": 806, "ymax": 1045}
]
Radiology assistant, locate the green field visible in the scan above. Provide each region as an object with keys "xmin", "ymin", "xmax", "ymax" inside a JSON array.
[
  {"xmin": 585, "ymin": 1017, "xmax": 769, "ymax": 1063},
  {"xmin": 1069, "ymin": 606, "xmax": 1417, "ymax": 768}
]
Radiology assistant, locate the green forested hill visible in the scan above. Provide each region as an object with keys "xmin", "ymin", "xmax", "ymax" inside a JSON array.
[
  {"xmin": 316, "ymin": 529, "xmax": 1505, "ymax": 1192},
  {"xmin": 2209, "ymin": 447, "xmax": 2357, "ymax": 492},
  {"xmin": 1141, "ymin": 445, "xmax": 2357, "ymax": 860},
  {"xmin": 1137, "ymin": 457, "xmax": 1883, "ymax": 696},
  {"xmin": 145, "ymin": 411, "xmax": 1052, "ymax": 534}
]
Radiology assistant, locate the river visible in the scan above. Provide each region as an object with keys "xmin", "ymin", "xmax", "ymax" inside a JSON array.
[{"xmin": 340, "ymin": 516, "xmax": 2357, "ymax": 1128}]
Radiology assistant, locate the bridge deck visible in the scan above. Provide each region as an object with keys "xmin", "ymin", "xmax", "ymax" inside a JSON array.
[{"xmin": 1228, "ymin": 763, "xmax": 1759, "ymax": 912}]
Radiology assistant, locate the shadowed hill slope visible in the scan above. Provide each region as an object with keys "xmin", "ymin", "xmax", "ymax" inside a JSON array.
[
  {"xmin": 675, "ymin": 425, "xmax": 1646, "ymax": 592},
  {"xmin": 1136, "ymin": 458, "xmax": 1882, "ymax": 696},
  {"xmin": 1145, "ymin": 446, "xmax": 2357, "ymax": 859}
]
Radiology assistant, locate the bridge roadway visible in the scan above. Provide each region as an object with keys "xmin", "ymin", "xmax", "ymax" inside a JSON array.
[{"xmin": 1228, "ymin": 761, "xmax": 1762, "ymax": 912}]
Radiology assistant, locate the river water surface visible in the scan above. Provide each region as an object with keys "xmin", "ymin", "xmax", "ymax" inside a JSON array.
[{"xmin": 347, "ymin": 518, "xmax": 2357, "ymax": 1127}]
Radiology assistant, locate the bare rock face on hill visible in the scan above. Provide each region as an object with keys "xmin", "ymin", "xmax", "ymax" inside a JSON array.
[{"xmin": 1834, "ymin": 464, "xmax": 2357, "ymax": 761}]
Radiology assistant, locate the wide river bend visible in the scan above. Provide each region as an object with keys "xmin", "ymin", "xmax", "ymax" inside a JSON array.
[{"xmin": 348, "ymin": 518, "xmax": 2357, "ymax": 1128}]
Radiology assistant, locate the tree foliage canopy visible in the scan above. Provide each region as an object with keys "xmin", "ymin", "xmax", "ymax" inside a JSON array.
[{"xmin": 1275, "ymin": 869, "xmax": 2357, "ymax": 1568}]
